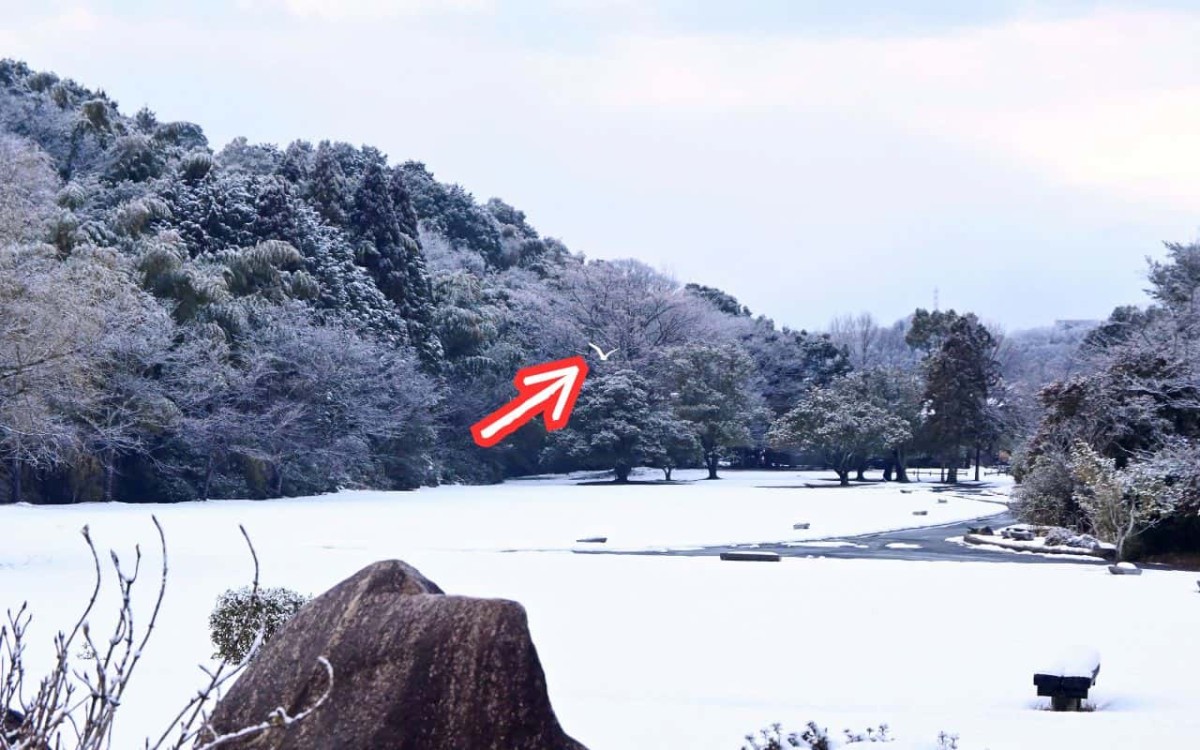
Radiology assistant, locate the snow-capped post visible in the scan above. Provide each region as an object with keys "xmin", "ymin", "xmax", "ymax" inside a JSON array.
[{"xmin": 1033, "ymin": 646, "xmax": 1101, "ymax": 711}]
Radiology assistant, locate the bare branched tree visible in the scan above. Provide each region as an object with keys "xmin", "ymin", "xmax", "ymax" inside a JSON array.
[{"xmin": 0, "ymin": 520, "xmax": 332, "ymax": 750}]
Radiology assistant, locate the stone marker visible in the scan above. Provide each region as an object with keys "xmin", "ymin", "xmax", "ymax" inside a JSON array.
[
  {"xmin": 206, "ymin": 560, "xmax": 586, "ymax": 750},
  {"xmin": 937, "ymin": 498, "xmax": 948, "ymax": 504},
  {"xmin": 720, "ymin": 551, "xmax": 781, "ymax": 562},
  {"xmin": 912, "ymin": 510, "xmax": 928, "ymax": 516},
  {"xmin": 575, "ymin": 537, "xmax": 607, "ymax": 543},
  {"xmin": 792, "ymin": 522, "xmax": 810, "ymax": 530},
  {"xmin": 1108, "ymin": 562, "xmax": 1143, "ymax": 576}
]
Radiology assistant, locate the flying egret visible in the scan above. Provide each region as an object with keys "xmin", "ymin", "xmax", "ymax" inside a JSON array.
[{"xmin": 587, "ymin": 342, "xmax": 618, "ymax": 361}]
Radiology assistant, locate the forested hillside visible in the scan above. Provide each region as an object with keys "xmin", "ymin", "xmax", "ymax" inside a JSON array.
[
  {"xmin": 0, "ymin": 59, "xmax": 859, "ymax": 502},
  {"xmin": 5, "ymin": 58, "xmax": 1196, "ymax": 558}
]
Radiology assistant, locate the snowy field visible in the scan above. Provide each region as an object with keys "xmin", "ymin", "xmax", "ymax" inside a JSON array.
[{"xmin": 3, "ymin": 470, "xmax": 1199, "ymax": 749}]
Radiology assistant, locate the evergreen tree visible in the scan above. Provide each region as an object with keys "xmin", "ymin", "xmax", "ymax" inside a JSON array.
[
  {"xmin": 654, "ymin": 343, "xmax": 759, "ymax": 479},
  {"xmin": 309, "ymin": 140, "xmax": 350, "ymax": 227},
  {"xmin": 545, "ymin": 369, "xmax": 672, "ymax": 483},
  {"xmin": 351, "ymin": 149, "xmax": 441, "ymax": 364},
  {"xmin": 277, "ymin": 139, "xmax": 312, "ymax": 184},
  {"xmin": 919, "ymin": 313, "xmax": 1002, "ymax": 482},
  {"xmin": 767, "ymin": 378, "xmax": 912, "ymax": 486}
]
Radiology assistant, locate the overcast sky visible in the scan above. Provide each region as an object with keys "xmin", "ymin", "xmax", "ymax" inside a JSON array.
[{"xmin": 3, "ymin": 0, "xmax": 1198, "ymax": 331}]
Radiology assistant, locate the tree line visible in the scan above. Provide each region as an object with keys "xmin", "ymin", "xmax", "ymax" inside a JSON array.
[{"xmin": 9, "ymin": 56, "xmax": 1188, "ymax": 563}]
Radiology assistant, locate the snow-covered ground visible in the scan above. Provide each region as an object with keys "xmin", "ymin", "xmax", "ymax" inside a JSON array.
[{"xmin": 3, "ymin": 470, "xmax": 1198, "ymax": 749}]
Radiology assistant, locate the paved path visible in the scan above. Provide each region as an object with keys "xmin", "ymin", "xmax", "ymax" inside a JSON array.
[{"xmin": 576, "ymin": 510, "xmax": 1112, "ymax": 566}]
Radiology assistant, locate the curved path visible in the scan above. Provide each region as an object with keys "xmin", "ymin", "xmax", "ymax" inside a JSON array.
[{"xmin": 576, "ymin": 511, "xmax": 1113, "ymax": 566}]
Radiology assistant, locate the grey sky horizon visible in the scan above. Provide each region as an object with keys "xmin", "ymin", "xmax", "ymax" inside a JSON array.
[{"xmin": 4, "ymin": 0, "xmax": 1198, "ymax": 333}]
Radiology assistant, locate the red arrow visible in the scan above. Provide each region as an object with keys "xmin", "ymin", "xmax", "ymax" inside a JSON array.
[{"xmin": 471, "ymin": 356, "xmax": 590, "ymax": 448}]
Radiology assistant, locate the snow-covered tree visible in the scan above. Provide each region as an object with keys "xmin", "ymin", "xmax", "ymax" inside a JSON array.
[
  {"xmin": 767, "ymin": 378, "xmax": 912, "ymax": 486},
  {"xmin": 0, "ymin": 133, "xmax": 58, "ymax": 244},
  {"xmin": 648, "ymin": 415, "xmax": 701, "ymax": 480},
  {"xmin": 553, "ymin": 259, "xmax": 719, "ymax": 365},
  {"xmin": 308, "ymin": 140, "xmax": 350, "ymax": 228},
  {"xmin": 1069, "ymin": 441, "xmax": 1174, "ymax": 561},
  {"xmin": 1, "ymin": 245, "xmax": 163, "ymax": 502},
  {"xmin": 915, "ymin": 311, "xmax": 1003, "ymax": 482},
  {"xmin": 545, "ymin": 369, "xmax": 672, "ymax": 483},
  {"xmin": 653, "ymin": 343, "xmax": 759, "ymax": 479},
  {"xmin": 350, "ymin": 149, "xmax": 441, "ymax": 364}
]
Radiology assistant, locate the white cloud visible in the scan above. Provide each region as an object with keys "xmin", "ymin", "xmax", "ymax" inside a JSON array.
[
  {"xmin": 535, "ymin": 9, "xmax": 1200, "ymax": 210},
  {"xmin": 1, "ymin": 4, "xmax": 1195, "ymax": 328},
  {"xmin": 236, "ymin": 0, "xmax": 494, "ymax": 20}
]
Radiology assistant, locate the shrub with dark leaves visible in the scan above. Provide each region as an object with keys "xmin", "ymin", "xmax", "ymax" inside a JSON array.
[{"xmin": 208, "ymin": 585, "xmax": 310, "ymax": 662}]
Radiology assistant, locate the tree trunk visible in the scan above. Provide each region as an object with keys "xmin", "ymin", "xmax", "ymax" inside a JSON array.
[
  {"xmin": 201, "ymin": 452, "xmax": 214, "ymax": 501},
  {"xmin": 273, "ymin": 464, "xmax": 285, "ymax": 497},
  {"xmin": 855, "ymin": 462, "xmax": 867, "ymax": 482},
  {"xmin": 895, "ymin": 447, "xmax": 910, "ymax": 483},
  {"xmin": 835, "ymin": 468, "xmax": 850, "ymax": 486},
  {"xmin": 974, "ymin": 445, "xmax": 981, "ymax": 482},
  {"xmin": 947, "ymin": 463, "xmax": 958, "ymax": 484},
  {"xmin": 705, "ymin": 452, "xmax": 720, "ymax": 480},
  {"xmin": 883, "ymin": 462, "xmax": 894, "ymax": 482},
  {"xmin": 614, "ymin": 464, "xmax": 631, "ymax": 483},
  {"xmin": 8, "ymin": 456, "xmax": 19, "ymax": 504},
  {"xmin": 663, "ymin": 467, "xmax": 672, "ymax": 481},
  {"xmin": 103, "ymin": 452, "xmax": 116, "ymax": 503}
]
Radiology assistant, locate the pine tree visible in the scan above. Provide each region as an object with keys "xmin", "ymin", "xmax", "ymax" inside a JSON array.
[
  {"xmin": 654, "ymin": 343, "xmax": 758, "ymax": 479},
  {"xmin": 545, "ymin": 369, "xmax": 671, "ymax": 483},
  {"xmin": 920, "ymin": 314, "xmax": 1002, "ymax": 482},
  {"xmin": 351, "ymin": 149, "xmax": 441, "ymax": 365},
  {"xmin": 767, "ymin": 378, "xmax": 912, "ymax": 486},
  {"xmin": 278, "ymin": 139, "xmax": 312, "ymax": 184},
  {"xmin": 309, "ymin": 141, "xmax": 351, "ymax": 228},
  {"xmin": 389, "ymin": 165, "xmax": 419, "ymax": 240}
]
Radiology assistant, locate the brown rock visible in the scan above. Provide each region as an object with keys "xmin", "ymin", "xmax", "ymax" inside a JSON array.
[{"xmin": 206, "ymin": 560, "xmax": 586, "ymax": 750}]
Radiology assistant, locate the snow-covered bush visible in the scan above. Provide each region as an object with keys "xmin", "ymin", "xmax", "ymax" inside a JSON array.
[
  {"xmin": 1012, "ymin": 452, "xmax": 1082, "ymax": 528},
  {"xmin": 1070, "ymin": 441, "xmax": 1175, "ymax": 561},
  {"xmin": 741, "ymin": 722, "xmax": 830, "ymax": 750},
  {"xmin": 1043, "ymin": 527, "xmax": 1103, "ymax": 551},
  {"xmin": 843, "ymin": 724, "xmax": 891, "ymax": 742},
  {"xmin": 209, "ymin": 586, "xmax": 310, "ymax": 662}
]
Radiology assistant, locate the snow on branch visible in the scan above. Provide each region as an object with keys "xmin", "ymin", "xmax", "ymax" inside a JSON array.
[{"xmin": 0, "ymin": 517, "xmax": 333, "ymax": 750}]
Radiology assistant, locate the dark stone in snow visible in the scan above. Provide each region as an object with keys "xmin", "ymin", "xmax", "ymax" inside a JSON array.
[
  {"xmin": 912, "ymin": 510, "xmax": 929, "ymax": 516},
  {"xmin": 575, "ymin": 537, "xmax": 607, "ymax": 543},
  {"xmin": 792, "ymin": 522, "xmax": 810, "ymax": 530},
  {"xmin": 1003, "ymin": 528, "xmax": 1036, "ymax": 541},
  {"xmin": 1108, "ymin": 564, "xmax": 1142, "ymax": 576},
  {"xmin": 206, "ymin": 560, "xmax": 586, "ymax": 750},
  {"xmin": 720, "ymin": 551, "xmax": 781, "ymax": 562}
]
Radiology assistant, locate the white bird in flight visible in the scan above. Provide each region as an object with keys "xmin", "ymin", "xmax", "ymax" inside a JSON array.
[{"xmin": 588, "ymin": 342, "xmax": 618, "ymax": 361}]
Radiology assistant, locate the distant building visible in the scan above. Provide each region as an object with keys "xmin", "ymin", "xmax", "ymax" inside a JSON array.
[{"xmin": 1053, "ymin": 319, "xmax": 1099, "ymax": 330}]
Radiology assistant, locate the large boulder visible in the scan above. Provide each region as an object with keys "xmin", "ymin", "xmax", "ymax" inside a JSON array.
[{"xmin": 206, "ymin": 560, "xmax": 586, "ymax": 750}]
